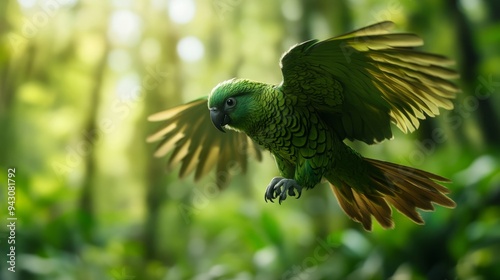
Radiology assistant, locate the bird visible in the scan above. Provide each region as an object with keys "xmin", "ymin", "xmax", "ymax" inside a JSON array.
[{"xmin": 147, "ymin": 21, "xmax": 458, "ymax": 231}]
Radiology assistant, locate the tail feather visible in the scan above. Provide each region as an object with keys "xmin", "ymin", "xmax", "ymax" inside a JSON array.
[
  {"xmin": 331, "ymin": 185, "xmax": 363, "ymax": 221},
  {"xmin": 330, "ymin": 158, "xmax": 456, "ymax": 231},
  {"xmin": 331, "ymin": 182, "xmax": 394, "ymax": 230},
  {"xmin": 353, "ymin": 191, "xmax": 394, "ymax": 229}
]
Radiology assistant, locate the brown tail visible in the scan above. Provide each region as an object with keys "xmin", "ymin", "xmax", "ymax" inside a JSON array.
[{"xmin": 330, "ymin": 158, "xmax": 456, "ymax": 231}]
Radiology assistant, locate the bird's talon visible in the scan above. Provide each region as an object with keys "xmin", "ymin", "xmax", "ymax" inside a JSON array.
[
  {"xmin": 279, "ymin": 192, "xmax": 287, "ymax": 204},
  {"xmin": 264, "ymin": 177, "xmax": 303, "ymax": 204}
]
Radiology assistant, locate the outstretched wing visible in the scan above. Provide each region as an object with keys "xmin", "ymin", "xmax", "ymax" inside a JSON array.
[
  {"xmin": 279, "ymin": 21, "xmax": 459, "ymax": 144},
  {"xmin": 147, "ymin": 98, "xmax": 262, "ymax": 188}
]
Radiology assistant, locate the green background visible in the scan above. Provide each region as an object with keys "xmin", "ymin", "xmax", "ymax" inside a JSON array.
[{"xmin": 1, "ymin": 0, "xmax": 499, "ymax": 279}]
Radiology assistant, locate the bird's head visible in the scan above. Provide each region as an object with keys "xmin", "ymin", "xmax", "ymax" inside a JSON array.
[{"xmin": 208, "ymin": 78, "xmax": 264, "ymax": 133}]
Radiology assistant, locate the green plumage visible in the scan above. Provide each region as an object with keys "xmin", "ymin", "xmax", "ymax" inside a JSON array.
[
  {"xmin": 207, "ymin": 79, "xmax": 347, "ymax": 192},
  {"xmin": 148, "ymin": 21, "xmax": 458, "ymax": 231}
]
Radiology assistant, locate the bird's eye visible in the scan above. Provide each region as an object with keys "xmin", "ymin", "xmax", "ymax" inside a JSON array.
[{"xmin": 225, "ymin": 97, "xmax": 236, "ymax": 108}]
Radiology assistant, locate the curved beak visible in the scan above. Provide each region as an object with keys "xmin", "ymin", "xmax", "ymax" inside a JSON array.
[{"xmin": 210, "ymin": 107, "xmax": 231, "ymax": 133}]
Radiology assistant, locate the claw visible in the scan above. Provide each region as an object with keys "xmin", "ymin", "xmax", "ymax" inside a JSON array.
[
  {"xmin": 264, "ymin": 177, "xmax": 303, "ymax": 204},
  {"xmin": 264, "ymin": 177, "xmax": 282, "ymax": 203},
  {"xmin": 279, "ymin": 190, "xmax": 287, "ymax": 204}
]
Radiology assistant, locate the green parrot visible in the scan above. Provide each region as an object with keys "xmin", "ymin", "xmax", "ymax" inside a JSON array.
[{"xmin": 147, "ymin": 21, "xmax": 458, "ymax": 231}]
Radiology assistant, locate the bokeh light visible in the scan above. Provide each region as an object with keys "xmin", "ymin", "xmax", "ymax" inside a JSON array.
[
  {"xmin": 168, "ymin": 0, "xmax": 196, "ymax": 24},
  {"xmin": 177, "ymin": 36, "xmax": 205, "ymax": 62}
]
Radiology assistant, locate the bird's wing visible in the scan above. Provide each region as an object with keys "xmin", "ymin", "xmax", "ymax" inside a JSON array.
[
  {"xmin": 279, "ymin": 21, "xmax": 459, "ymax": 144},
  {"xmin": 147, "ymin": 98, "xmax": 262, "ymax": 188}
]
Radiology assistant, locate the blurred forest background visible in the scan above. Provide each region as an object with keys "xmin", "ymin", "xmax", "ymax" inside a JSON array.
[{"xmin": 1, "ymin": 0, "xmax": 500, "ymax": 279}]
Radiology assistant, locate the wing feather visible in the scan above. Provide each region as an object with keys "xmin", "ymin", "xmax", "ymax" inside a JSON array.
[
  {"xmin": 147, "ymin": 98, "xmax": 262, "ymax": 188},
  {"xmin": 279, "ymin": 21, "xmax": 459, "ymax": 143}
]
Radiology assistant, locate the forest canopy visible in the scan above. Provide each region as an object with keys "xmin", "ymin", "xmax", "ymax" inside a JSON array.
[{"xmin": 1, "ymin": 0, "xmax": 499, "ymax": 279}]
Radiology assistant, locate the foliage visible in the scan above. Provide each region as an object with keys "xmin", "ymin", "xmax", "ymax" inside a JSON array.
[{"xmin": 1, "ymin": 0, "xmax": 499, "ymax": 279}]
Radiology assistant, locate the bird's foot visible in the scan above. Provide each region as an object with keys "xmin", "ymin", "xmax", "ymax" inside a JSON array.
[{"xmin": 264, "ymin": 177, "xmax": 303, "ymax": 204}]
